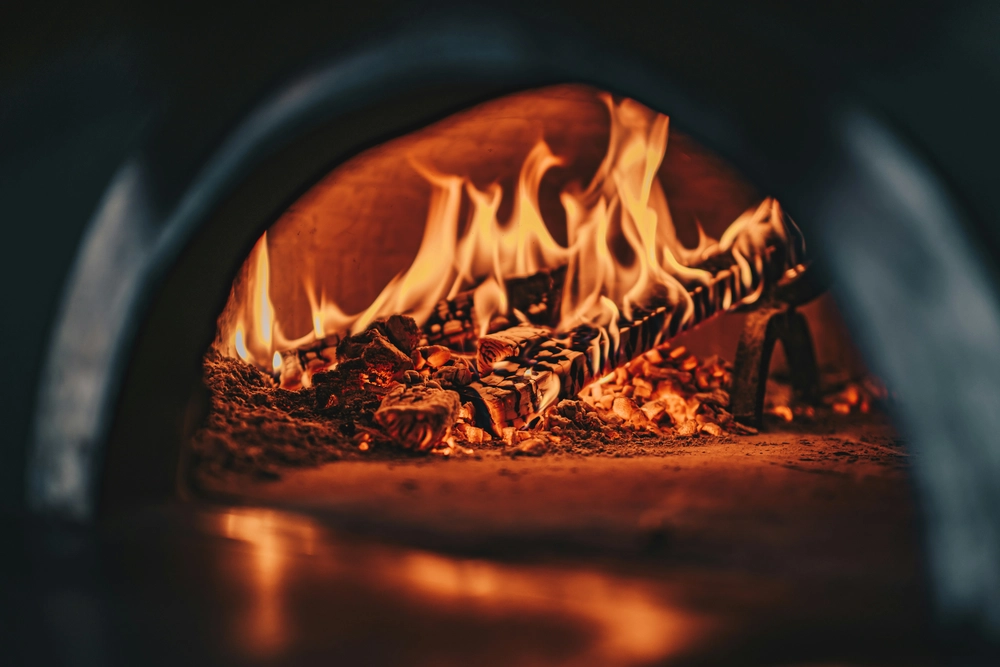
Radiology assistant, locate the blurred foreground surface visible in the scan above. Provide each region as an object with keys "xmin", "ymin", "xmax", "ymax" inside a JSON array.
[{"xmin": 2, "ymin": 417, "xmax": 934, "ymax": 666}]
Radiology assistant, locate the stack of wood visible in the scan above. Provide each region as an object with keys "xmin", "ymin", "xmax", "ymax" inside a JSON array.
[
  {"xmin": 423, "ymin": 246, "xmax": 785, "ymax": 434},
  {"xmin": 256, "ymin": 240, "xmax": 793, "ymax": 453}
]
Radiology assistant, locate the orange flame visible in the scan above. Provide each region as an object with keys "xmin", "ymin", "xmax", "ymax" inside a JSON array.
[
  {"xmin": 225, "ymin": 233, "xmax": 278, "ymax": 367},
  {"xmin": 220, "ymin": 92, "xmax": 797, "ymax": 373}
]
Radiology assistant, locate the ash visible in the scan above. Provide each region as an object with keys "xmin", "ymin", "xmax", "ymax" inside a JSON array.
[{"xmin": 191, "ymin": 352, "xmax": 393, "ymax": 479}]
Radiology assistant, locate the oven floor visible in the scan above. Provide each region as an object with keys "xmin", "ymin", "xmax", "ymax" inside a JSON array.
[
  {"xmin": 5, "ymin": 416, "xmax": 934, "ymax": 666},
  {"xmin": 150, "ymin": 414, "xmax": 929, "ymax": 664},
  {"xmin": 195, "ymin": 414, "xmax": 911, "ymax": 560}
]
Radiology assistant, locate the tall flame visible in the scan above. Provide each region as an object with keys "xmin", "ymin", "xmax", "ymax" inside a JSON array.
[
  {"xmin": 226, "ymin": 233, "xmax": 278, "ymax": 366},
  {"xmin": 220, "ymin": 92, "xmax": 799, "ymax": 371}
]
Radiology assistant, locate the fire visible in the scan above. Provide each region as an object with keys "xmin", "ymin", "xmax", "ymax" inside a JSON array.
[
  {"xmin": 218, "ymin": 91, "xmax": 799, "ymax": 379},
  {"xmin": 235, "ymin": 324, "xmax": 249, "ymax": 362}
]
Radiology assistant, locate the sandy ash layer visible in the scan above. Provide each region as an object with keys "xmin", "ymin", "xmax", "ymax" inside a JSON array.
[{"xmin": 191, "ymin": 352, "xmax": 389, "ymax": 478}]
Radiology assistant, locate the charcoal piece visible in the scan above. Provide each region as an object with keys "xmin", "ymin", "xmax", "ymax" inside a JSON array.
[
  {"xmin": 375, "ymin": 383, "xmax": 461, "ymax": 451},
  {"xmin": 337, "ymin": 328, "xmax": 413, "ymax": 382},
  {"xmin": 312, "ymin": 355, "xmax": 398, "ymax": 416},
  {"xmin": 423, "ymin": 290, "xmax": 478, "ymax": 352},
  {"xmin": 553, "ymin": 399, "xmax": 606, "ymax": 431},
  {"xmin": 360, "ymin": 335, "xmax": 414, "ymax": 382},
  {"xmin": 337, "ymin": 328, "xmax": 381, "ymax": 360},
  {"xmin": 370, "ymin": 314, "xmax": 421, "ymax": 355},
  {"xmin": 694, "ymin": 388, "xmax": 730, "ymax": 408}
]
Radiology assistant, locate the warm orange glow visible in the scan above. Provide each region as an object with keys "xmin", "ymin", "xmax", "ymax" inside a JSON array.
[
  {"xmin": 228, "ymin": 233, "xmax": 280, "ymax": 367},
  {"xmin": 207, "ymin": 507, "xmax": 706, "ymax": 664},
  {"xmin": 219, "ymin": 90, "xmax": 797, "ymax": 377},
  {"xmin": 221, "ymin": 509, "xmax": 318, "ymax": 657},
  {"xmin": 399, "ymin": 551, "xmax": 704, "ymax": 664},
  {"xmin": 772, "ymin": 405, "xmax": 794, "ymax": 422},
  {"xmin": 254, "ymin": 233, "xmax": 275, "ymax": 349}
]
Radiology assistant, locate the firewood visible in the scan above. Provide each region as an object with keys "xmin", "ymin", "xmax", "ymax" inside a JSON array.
[
  {"xmin": 311, "ymin": 327, "xmax": 415, "ymax": 414},
  {"xmin": 466, "ymin": 326, "xmax": 590, "ymax": 433},
  {"xmin": 468, "ymin": 372, "xmax": 547, "ymax": 433},
  {"xmin": 476, "ymin": 325, "xmax": 549, "ymax": 375},
  {"xmin": 272, "ymin": 333, "xmax": 340, "ymax": 383},
  {"xmin": 453, "ymin": 421, "xmax": 489, "ymax": 444},
  {"xmin": 299, "ymin": 244, "xmax": 786, "ymax": 435},
  {"xmin": 429, "ymin": 357, "xmax": 475, "ymax": 386},
  {"xmin": 374, "ymin": 383, "xmax": 461, "ymax": 451}
]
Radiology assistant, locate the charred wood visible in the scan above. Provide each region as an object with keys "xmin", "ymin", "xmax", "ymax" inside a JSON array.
[{"xmin": 375, "ymin": 383, "xmax": 461, "ymax": 451}]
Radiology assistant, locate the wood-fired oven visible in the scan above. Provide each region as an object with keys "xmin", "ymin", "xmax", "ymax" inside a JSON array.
[{"xmin": 4, "ymin": 2, "xmax": 1000, "ymax": 665}]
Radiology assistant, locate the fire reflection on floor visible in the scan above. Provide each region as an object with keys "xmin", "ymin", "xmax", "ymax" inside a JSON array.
[{"xmin": 214, "ymin": 507, "xmax": 707, "ymax": 666}]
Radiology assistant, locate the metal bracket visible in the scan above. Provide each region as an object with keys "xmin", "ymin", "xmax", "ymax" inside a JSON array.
[{"xmin": 729, "ymin": 306, "xmax": 820, "ymax": 428}]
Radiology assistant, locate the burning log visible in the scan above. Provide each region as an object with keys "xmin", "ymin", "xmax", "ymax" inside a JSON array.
[
  {"xmin": 469, "ymin": 327, "xmax": 588, "ymax": 433},
  {"xmin": 375, "ymin": 382, "xmax": 461, "ymax": 451},
  {"xmin": 422, "ymin": 266, "xmax": 568, "ymax": 351},
  {"xmin": 477, "ymin": 325, "xmax": 549, "ymax": 375},
  {"xmin": 272, "ymin": 334, "xmax": 341, "ymax": 382},
  {"xmin": 305, "ymin": 242, "xmax": 791, "ymax": 436},
  {"xmin": 462, "ymin": 247, "xmax": 792, "ymax": 432},
  {"xmin": 423, "ymin": 291, "xmax": 478, "ymax": 352},
  {"xmin": 468, "ymin": 367, "xmax": 554, "ymax": 433}
]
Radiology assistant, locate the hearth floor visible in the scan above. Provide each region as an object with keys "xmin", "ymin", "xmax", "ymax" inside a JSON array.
[
  {"xmin": 195, "ymin": 413, "xmax": 910, "ymax": 558},
  {"xmin": 175, "ymin": 413, "xmax": 932, "ymax": 664}
]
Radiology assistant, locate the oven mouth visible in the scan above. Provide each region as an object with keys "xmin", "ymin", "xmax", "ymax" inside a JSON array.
[{"xmin": 187, "ymin": 83, "xmax": 888, "ymax": 496}]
